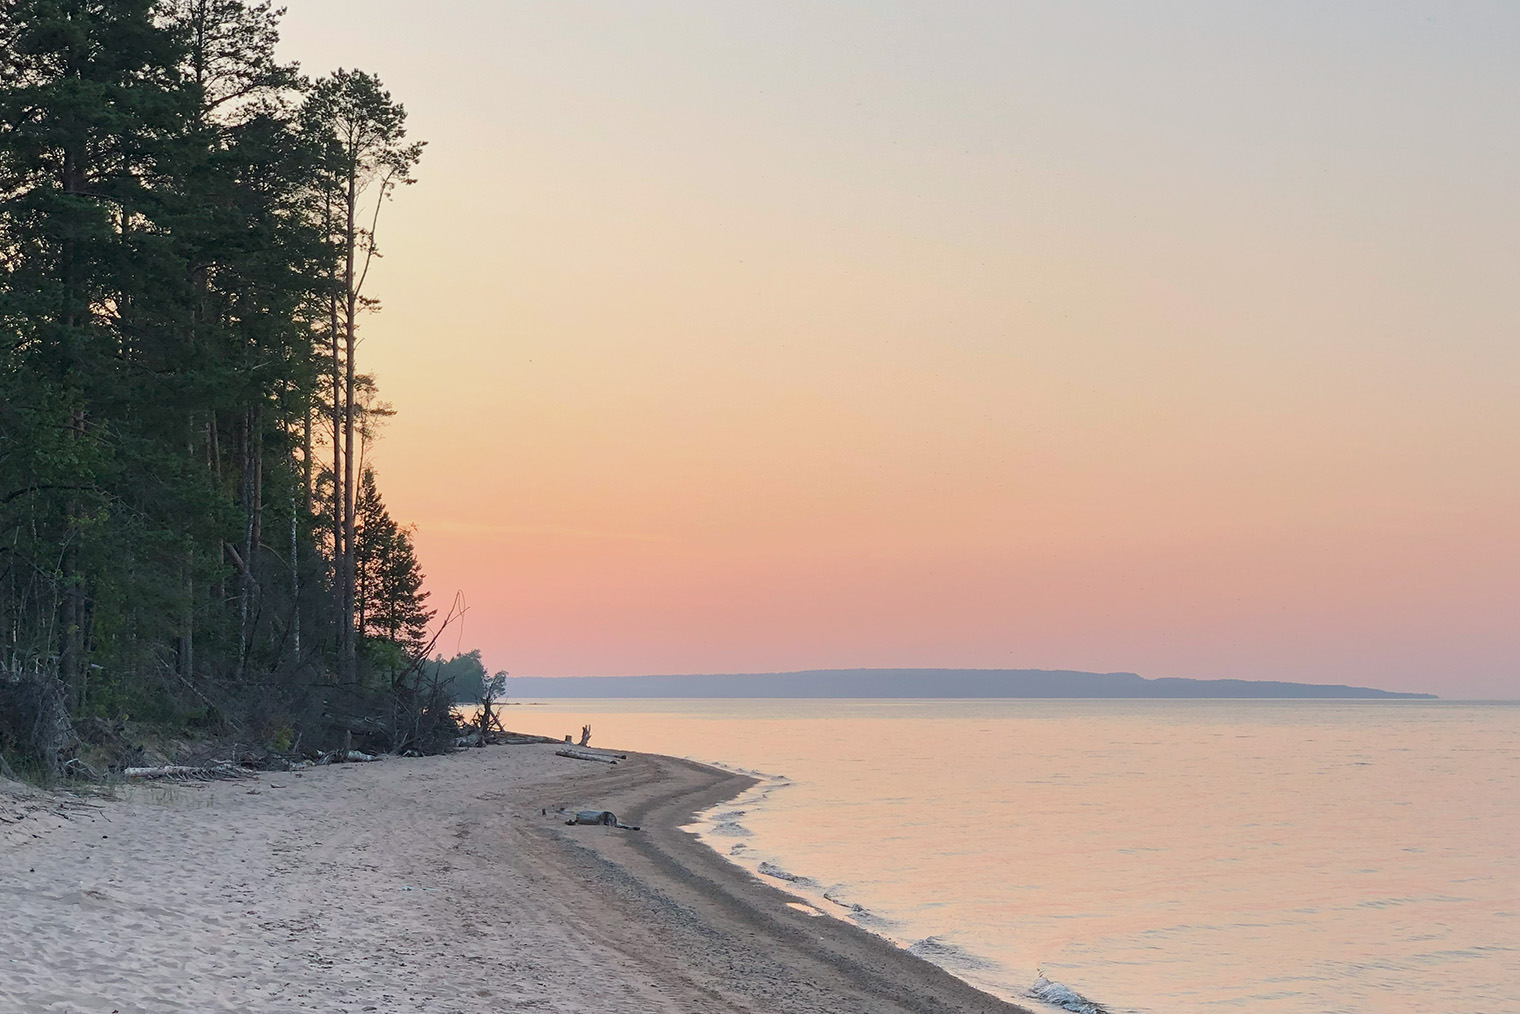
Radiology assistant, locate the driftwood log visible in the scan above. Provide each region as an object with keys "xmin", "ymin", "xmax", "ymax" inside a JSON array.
[
  {"xmin": 123, "ymin": 764, "xmax": 248, "ymax": 780},
  {"xmin": 455, "ymin": 730, "xmax": 560, "ymax": 748},
  {"xmin": 565, "ymin": 809, "xmax": 640, "ymax": 830},
  {"xmin": 555, "ymin": 748, "xmax": 627, "ymax": 764}
]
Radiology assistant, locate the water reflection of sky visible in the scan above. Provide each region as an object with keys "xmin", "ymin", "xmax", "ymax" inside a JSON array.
[{"xmin": 505, "ymin": 700, "xmax": 1520, "ymax": 1014}]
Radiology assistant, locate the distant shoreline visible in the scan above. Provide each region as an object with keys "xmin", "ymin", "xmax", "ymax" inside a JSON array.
[{"xmin": 502, "ymin": 668, "xmax": 1438, "ymax": 700}]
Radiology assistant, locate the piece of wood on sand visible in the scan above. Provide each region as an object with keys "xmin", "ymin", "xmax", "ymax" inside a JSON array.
[
  {"xmin": 122, "ymin": 764, "xmax": 249, "ymax": 780},
  {"xmin": 555, "ymin": 748, "xmax": 626, "ymax": 764}
]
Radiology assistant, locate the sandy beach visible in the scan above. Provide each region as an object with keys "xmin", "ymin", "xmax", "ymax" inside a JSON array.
[{"xmin": 1, "ymin": 744, "xmax": 1027, "ymax": 1013}]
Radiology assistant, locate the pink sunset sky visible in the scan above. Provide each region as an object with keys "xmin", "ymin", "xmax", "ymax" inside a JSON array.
[{"xmin": 280, "ymin": 3, "xmax": 1520, "ymax": 698}]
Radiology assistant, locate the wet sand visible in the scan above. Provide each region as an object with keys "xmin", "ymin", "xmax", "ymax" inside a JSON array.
[{"xmin": 1, "ymin": 745, "xmax": 1029, "ymax": 1013}]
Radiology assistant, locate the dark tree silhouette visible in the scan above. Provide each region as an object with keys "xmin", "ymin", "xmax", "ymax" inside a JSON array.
[{"xmin": 0, "ymin": 0, "xmax": 445, "ymax": 771}]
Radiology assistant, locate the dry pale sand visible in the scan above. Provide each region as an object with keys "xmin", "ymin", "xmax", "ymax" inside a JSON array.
[{"xmin": 1, "ymin": 745, "xmax": 1030, "ymax": 1014}]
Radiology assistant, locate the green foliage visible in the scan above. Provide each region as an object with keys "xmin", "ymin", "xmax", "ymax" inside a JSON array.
[
  {"xmin": 0, "ymin": 0, "xmax": 441, "ymax": 764},
  {"xmin": 355, "ymin": 466, "xmax": 433, "ymax": 654},
  {"xmin": 428, "ymin": 650, "xmax": 490, "ymax": 703}
]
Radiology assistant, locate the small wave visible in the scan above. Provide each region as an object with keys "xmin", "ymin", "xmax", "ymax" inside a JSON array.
[
  {"xmin": 708, "ymin": 809, "xmax": 746, "ymax": 821},
  {"xmin": 1029, "ymin": 975, "xmax": 1110, "ymax": 1014},
  {"xmin": 728, "ymin": 843, "xmax": 747, "ymax": 855},
  {"xmin": 758, "ymin": 861, "xmax": 819, "ymax": 888},
  {"xmin": 820, "ymin": 890, "xmax": 894, "ymax": 929},
  {"xmin": 906, "ymin": 936, "xmax": 1001, "ymax": 973},
  {"xmin": 821, "ymin": 890, "xmax": 871, "ymax": 917},
  {"xmin": 716, "ymin": 763, "xmax": 772, "ymax": 778},
  {"xmin": 708, "ymin": 820, "xmax": 753, "ymax": 837}
]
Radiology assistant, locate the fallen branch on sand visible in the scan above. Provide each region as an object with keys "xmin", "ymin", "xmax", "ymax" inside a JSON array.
[
  {"xmin": 455, "ymin": 731, "xmax": 560, "ymax": 748},
  {"xmin": 555, "ymin": 748, "xmax": 626, "ymax": 764},
  {"xmin": 123, "ymin": 764, "xmax": 250, "ymax": 781}
]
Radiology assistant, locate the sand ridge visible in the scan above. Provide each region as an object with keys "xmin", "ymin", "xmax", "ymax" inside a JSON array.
[{"xmin": 0, "ymin": 745, "xmax": 1029, "ymax": 1013}]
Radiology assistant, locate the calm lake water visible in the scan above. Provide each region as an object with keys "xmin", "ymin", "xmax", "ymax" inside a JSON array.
[{"xmin": 504, "ymin": 699, "xmax": 1519, "ymax": 1014}]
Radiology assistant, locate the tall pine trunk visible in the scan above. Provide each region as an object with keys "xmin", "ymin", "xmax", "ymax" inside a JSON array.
[
  {"xmin": 293, "ymin": 393, "xmax": 307, "ymax": 661},
  {"xmin": 182, "ymin": 418, "xmax": 195, "ymax": 681},
  {"xmin": 57, "ymin": 62, "xmax": 84, "ymax": 700},
  {"xmin": 290, "ymin": 483, "xmax": 300, "ymax": 660},
  {"xmin": 328, "ymin": 191, "xmax": 345, "ymax": 676},
  {"xmin": 237, "ymin": 410, "xmax": 252, "ymax": 677},
  {"xmin": 341, "ymin": 167, "xmax": 359, "ymax": 681}
]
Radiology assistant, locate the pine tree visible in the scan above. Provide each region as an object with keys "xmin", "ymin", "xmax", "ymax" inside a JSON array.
[
  {"xmin": 354, "ymin": 467, "xmax": 433, "ymax": 656},
  {"xmin": 298, "ymin": 70, "xmax": 422, "ymax": 682},
  {"xmin": 0, "ymin": 0, "xmax": 196, "ymax": 702},
  {"xmin": 1, "ymin": 0, "xmax": 439, "ymax": 762}
]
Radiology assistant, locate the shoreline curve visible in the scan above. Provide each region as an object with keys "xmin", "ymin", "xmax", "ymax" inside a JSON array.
[
  {"xmin": 0, "ymin": 742, "xmax": 1033, "ymax": 1013},
  {"xmin": 573, "ymin": 748, "xmax": 1035, "ymax": 1013}
]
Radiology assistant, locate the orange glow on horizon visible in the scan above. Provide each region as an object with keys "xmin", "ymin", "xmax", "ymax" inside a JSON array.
[{"xmin": 278, "ymin": 2, "xmax": 1520, "ymax": 697}]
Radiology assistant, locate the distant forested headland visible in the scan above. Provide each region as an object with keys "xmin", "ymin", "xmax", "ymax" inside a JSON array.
[
  {"xmin": 506, "ymin": 669, "xmax": 1437, "ymax": 699},
  {"xmin": 0, "ymin": 0, "xmax": 472, "ymax": 777}
]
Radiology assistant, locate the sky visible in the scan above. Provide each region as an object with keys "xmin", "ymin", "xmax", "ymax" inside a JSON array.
[{"xmin": 277, "ymin": 2, "xmax": 1520, "ymax": 698}]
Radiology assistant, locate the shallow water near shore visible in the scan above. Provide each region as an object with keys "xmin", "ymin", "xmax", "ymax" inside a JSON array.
[{"xmin": 504, "ymin": 698, "xmax": 1520, "ymax": 1014}]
